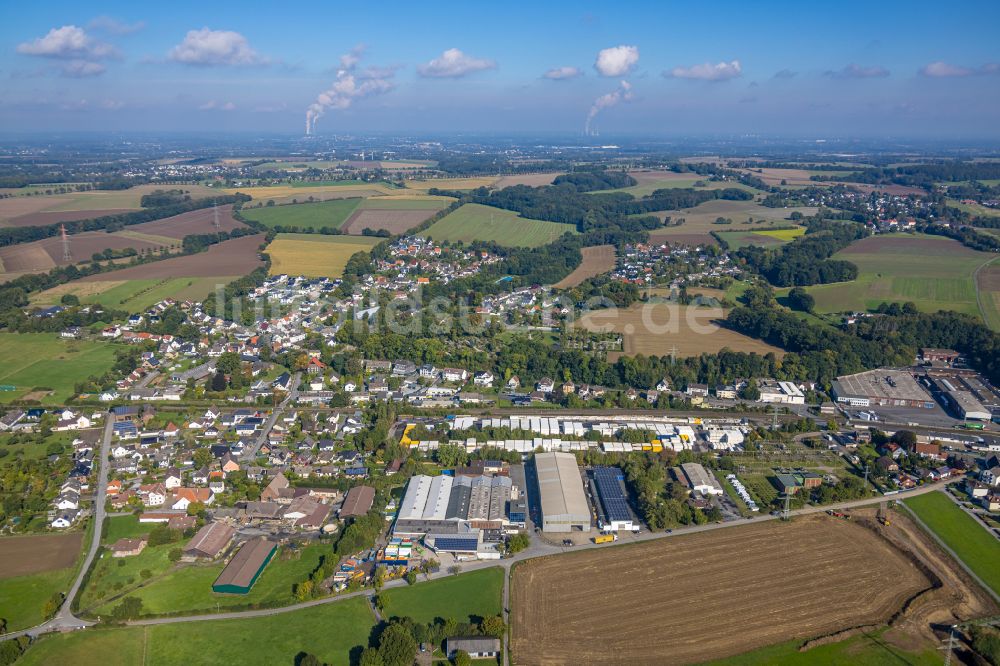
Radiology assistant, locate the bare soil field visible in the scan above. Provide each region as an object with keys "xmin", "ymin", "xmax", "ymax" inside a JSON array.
[
  {"xmin": 0, "ymin": 231, "xmax": 168, "ymax": 276},
  {"xmin": 553, "ymin": 245, "xmax": 616, "ymax": 289},
  {"xmin": 512, "ymin": 516, "xmax": 933, "ymax": 665},
  {"xmin": 577, "ymin": 303, "xmax": 783, "ymax": 359},
  {"xmin": 129, "ymin": 205, "xmax": 245, "ymax": 239},
  {"xmin": 78, "ymin": 234, "xmax": 264, "ymax": 281},
  {"xmin": 341, "ymin": 209, "xmax": 436, "ymax": 235},
  {"xmin": 494, "ymin": 172, "xmax": 563, "ymax": 188},
  {"xmin": 0, "ymin": 533, "xmax": 83, "ymax": 579}
]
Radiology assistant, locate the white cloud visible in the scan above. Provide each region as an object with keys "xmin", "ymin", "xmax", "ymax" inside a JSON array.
[
  {"xmin": 17, "ymin": 25, "xmax": 117, "ymax": 59},
  {"xmin": 100, "ymin": 99, "xmax": 124, "ymax": 110},
  {"xmin": 417, "ymin": 48, "xmax": 496, "ymax": 78},
  {"xmin": 666, "ymin": 60, "xmax": 742, "ymax": 81},
  {"xmin": 823, "ymin": 63, "xmax": 889, "ymax": 79},
  {"xmin": 63, "ymin": 60, "xmax": 107, "ymax": 77},
  {"xmin": 168, "ymin": 28, "xmax": 265, "ymax": 66},
  {"xmin": 919, "ymin": 61, "xmax": 1000, "ymax": 77},
  {"xmin": 88, "ymin": 16, "xmax": 145, "ymax": 35},
  {"xmin": 16, "ymin": 25, "xmax": 118, "ymax": 77},
  {"xmin": 199, "ymin": 100, "xmax": 236, "ymax": 111},
  {"xmin": 594, "ymin": 45, "xmax": 639, "ymax": 77},
  {"xmin": 543, "ymin": 66, "xmax": 583, "ymax": 80},
  {"xmin": 306, "ymin": 47, "xmax": 397, "ymax": 134}
]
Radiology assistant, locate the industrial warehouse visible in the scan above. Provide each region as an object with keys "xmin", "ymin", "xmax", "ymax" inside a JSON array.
[
  {"xmin": 931, "ymin": 377, "xmax": 992, "ymax": 421},
  {"xmin": 533, "ymin": 452, "xmax": 591, "ymax": 533},
  {"xmin": 589, "ymin": 467, "xmax": 638, "ymax": 532},
  {"xmin": 831, "ymin": 369, "xmax": 936, "ymax": 408}
]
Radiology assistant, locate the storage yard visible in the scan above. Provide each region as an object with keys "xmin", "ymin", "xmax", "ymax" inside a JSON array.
[{"xmin": 512, "ymin": 513, "xmax": 970, "ymax": 665}]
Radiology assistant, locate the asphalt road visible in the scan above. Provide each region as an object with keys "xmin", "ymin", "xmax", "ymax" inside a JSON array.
[{"xmin": 241, "ymin": 371, "xmax": 300, "ymax": 462}]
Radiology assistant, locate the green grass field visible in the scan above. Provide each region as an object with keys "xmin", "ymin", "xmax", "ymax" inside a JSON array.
[
  {"xmin": 88, "ymin": 542, "xmax": 330, "ymax": 618},
  {"xmin": 241, "ymin": 198, "xmax": 362, "ymax": 230},
  {"xmin": 424, "ymin": 203, "xmax": 576, "ymax": 247},
  {"xmin": 0, "ymin": 333, "xmax": 117, "ymax": 403},
  {"xmin": 803, "ymin": 234, "xmax": 996, "ymax": 321},
  {"xmin": 754, "ymin": 227, "xmax": 805, "ymax": 241},
  {"xmin": 903, "ymin": 491, "xmax": 1000, "ymax": 596},
  {"xmin": 266, "ymin": 233, "xmax": 380, "ymax": 278},
  {"xmin": 19, "ymin": 596, "xmax": 376, "ymax": 666},
  {"xmin": 32, "ymin": 276, "xmax": 238, "ymax": 312},
  {"xmin": 378, "ymin": 567, "xmax": 504, "ymax": 624},
  {"xmin": 948, "ymin": 198, "xmax": 1000, "ymax": 218},
  {"xmin": 0, "ymin": 567, "xmax": 77, "ymax": 632},
  {"xmin": 705, "ymin": 628, "xmax": 939, "ymax": 666}
]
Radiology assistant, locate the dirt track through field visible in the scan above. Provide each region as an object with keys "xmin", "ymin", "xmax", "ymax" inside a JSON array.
[
  {"xmin": 0, "ymin": 533, "xmax": 83, "ymax": 578},
  {"xmin": 511, "ymin": 516, "xmax": 931, "ymax": 665},
  {"xmin": 553, "ymin": 245, "xmax": 615, "ymax": 289}
]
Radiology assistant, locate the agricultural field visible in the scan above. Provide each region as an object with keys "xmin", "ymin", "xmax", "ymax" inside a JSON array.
[
  {"xmin": 948, "ymin": 198, "xmax": 1000, "ymax": 218},
  {"xmin": 576, "ymin": 303, "xmax": 784, "ymax": 359},
  {"xmin": 903, "ymin": 491, "xmax": 1000, "ymax": 596},
  {"xmin": 553, "ymin": 244, "xmax": 616, "ymax": 288},
  {"xmin": 0, "ymin": 184, "xmax": 217, "ymax": 227},
  {"xmin": 222, "ymin": 183, "xmax": 397, "ymax": 205},
  {"xmin": 714, "ymin": 226, "xmax": 805, "ymax": 249},
  {"xmin": 511, "ymin": 516, "xmax": 932, "ymax": 665},
  {"xmin": 0, "ymin": 231, "xmax": 173, "ymax": 279},
  {"xmin": 0, "ymin": 333, "xmax": 118, "ymax": 403},
  {"xmin": 493, "ymin": 172, "xmax": 564, "ymax": 188},
  {"xmin": 706, "ymin": 628, "xmax": 941, "ymax": 666},
  {"xmin": 801, "ymin": 234, "xmax": 998, "ymax": 325},
  {"xmin": 32, "ymin": 276, "xmax": 237, "ymax": 312},
  {"xmin": 378, "ymin": 566, "xmax": 503, "ymax": 625},
  {"xmin": 735, "ymin": 167, "xmax": 858, "ymax": 187},
  {"xmin": 19, "ymin": 596, "xmax": 376, "ymax": 666},
  {"xmin": 403, "ymin": 176, "xmax": 498, "ymax": 191},
  {"xmin": 424, "ymin": 203, "xmax": 576, "ymax": 247},
  {"xmin": 76, "ymin": 234, "xmax": 264, "ymax": 281},
  {"xmin": 340, "ymin": 197, "xmax": 449, "ymax": 235},
  {"xmin": 240, "ymin": 198, "xmax": 362, "ymax": 230},
  {"xmin": 643, "ymin": 199, "xmax": 817, "ymax": 246},
  {"xmin": 266, "ymin": 233, "xmax": 379, "ymax": 278},
  {"xmin": 0, "ymin": 532, "xmax": 85, "ymax": 631},
  {"xmin": 128, "ymin": 204, "xmax": 245, "ymax": 239},
  {"xmin": 977, "ymin": 261, "xmax": 1000, "ymax": 331}
]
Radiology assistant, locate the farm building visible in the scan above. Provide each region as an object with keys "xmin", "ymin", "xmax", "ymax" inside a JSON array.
[
  {"xmin": 680, "ymin": 463, "xmax": 724, "ymax": 497},
  {"xmin": 339, "ymin": 485, "xmax": 375, "ymax": 518},
  {"xmin": 184, "ymin": 521, "xmax": 235, "ymax": 560},
  {"xmin": 831, "ymin": 370, "xmax": 935, "ymax": 409},
  {"xmin": 534, "ymin": 452, "xmax": 591, "ymax": 533},
  {"xmin": 590, "ymin": 467, "xmax": 637, "ymax": 532},
  {"xmin": 446, "ymin": 636, "xmax": 501, "ymax": 659},
  {"xmin": 212, "ymin": 537, "xmax": 277, "ymax": 594}
]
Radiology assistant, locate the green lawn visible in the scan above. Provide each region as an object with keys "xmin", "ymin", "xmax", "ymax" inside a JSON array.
[
  {"xmin": 103, "ymin": 515, "xmax": 155, "ymax": 544},
  {"xmin": 241, "ymin": 198, "xmax": 362, "ymax": 230},
  {"xmin": 903, "ymin": 491, "xmax": 1000, "ymax": 596},
  {"xmin": 19, "ymin": 595, "xmax": 376, "ymax": 666},
  {"xmin": 0, "ymin": 333, "xmax": 117, "ymax": 403},
  {"xmin": 803, "ymin": 234, "xmax": 996, "ymax": 321},
  {"xmin": 424, "ymin": 203, "xmax": 576, "ymax": 247},
  {"xmin": 379, "ymin": 567, "xmax": 503, "ymax": 624},
  {"xmin": 89, "ymin": 542, "xmax": 330, "ymax": 618},
  {"xmin": 0, "ymin": 567, "xmax": 77, "ymax": 632},
  {"xmin": 704, "ymin": 628, "xmax": 939, "ymax": 666},
  {"xmin": 79, "ymin": 542, "xmax": 181, "ymax": 614}
]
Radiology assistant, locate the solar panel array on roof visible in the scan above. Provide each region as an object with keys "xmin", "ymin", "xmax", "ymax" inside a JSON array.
[
  {"xmin": 593, "ymin": 466, "xmax": 631, "ymax": 523},
  {"xmin": 433, "ymin": 536, "xmax": 480, "ymax": 552}
]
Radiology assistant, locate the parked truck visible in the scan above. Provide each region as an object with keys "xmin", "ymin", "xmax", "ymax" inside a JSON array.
[{"xmin": 593, "ymin": 534, "xmax": 618, "ymax": 544}]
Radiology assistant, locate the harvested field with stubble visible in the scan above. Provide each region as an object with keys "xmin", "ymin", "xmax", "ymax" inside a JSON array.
[
  {"xmin": 0, "ymin": 533, "xmax": 84, "ymax": 578},
  {"xmin": 553, "ymin": 244, "xmax": 615, "ymax": 288},
  {"xmin": 267, "ymin": 233, "xmax": 380, "ymax": 278},
  {"xmin": 511, "ymin": 516, "xmax": 933, "ymax": 666},
  {"xmin": 577, "ymin": 303, "xmax": 783, "ymax": 359}
]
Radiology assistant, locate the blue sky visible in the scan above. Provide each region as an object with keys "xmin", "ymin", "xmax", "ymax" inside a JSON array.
[{"xmin": 2, "ymin": 1, "xmax": 999, "ymax": 137}]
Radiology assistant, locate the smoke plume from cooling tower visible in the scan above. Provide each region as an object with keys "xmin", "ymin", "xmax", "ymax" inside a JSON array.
[
  {"xmin": 585, "ymin": 80, "xmax": 632, "ymax": 136},
  {"xmin": 305, "ymin": 47, "xmax": 394, "ymax": 135}
]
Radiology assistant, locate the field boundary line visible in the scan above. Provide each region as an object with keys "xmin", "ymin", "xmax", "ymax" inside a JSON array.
[{"xmin": 973, "ymin": 255, "xmax": 1000, "ymax": 331}]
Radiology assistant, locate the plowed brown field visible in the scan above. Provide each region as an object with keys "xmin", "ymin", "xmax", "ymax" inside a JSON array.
[
  {"xmin": 511, "ymin": 516, "xmax": 932, "ymax": 665},
  {"xmin": 129, "ymin": 204, "xmax": 245, "ymax": 239},
  {"xmin": 0, "ymin": 533, "xmax": 83, "ymax": 578},
  {"xmin": 340, "ymin": 209, "xmax": 435, "ymax": 235}
]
